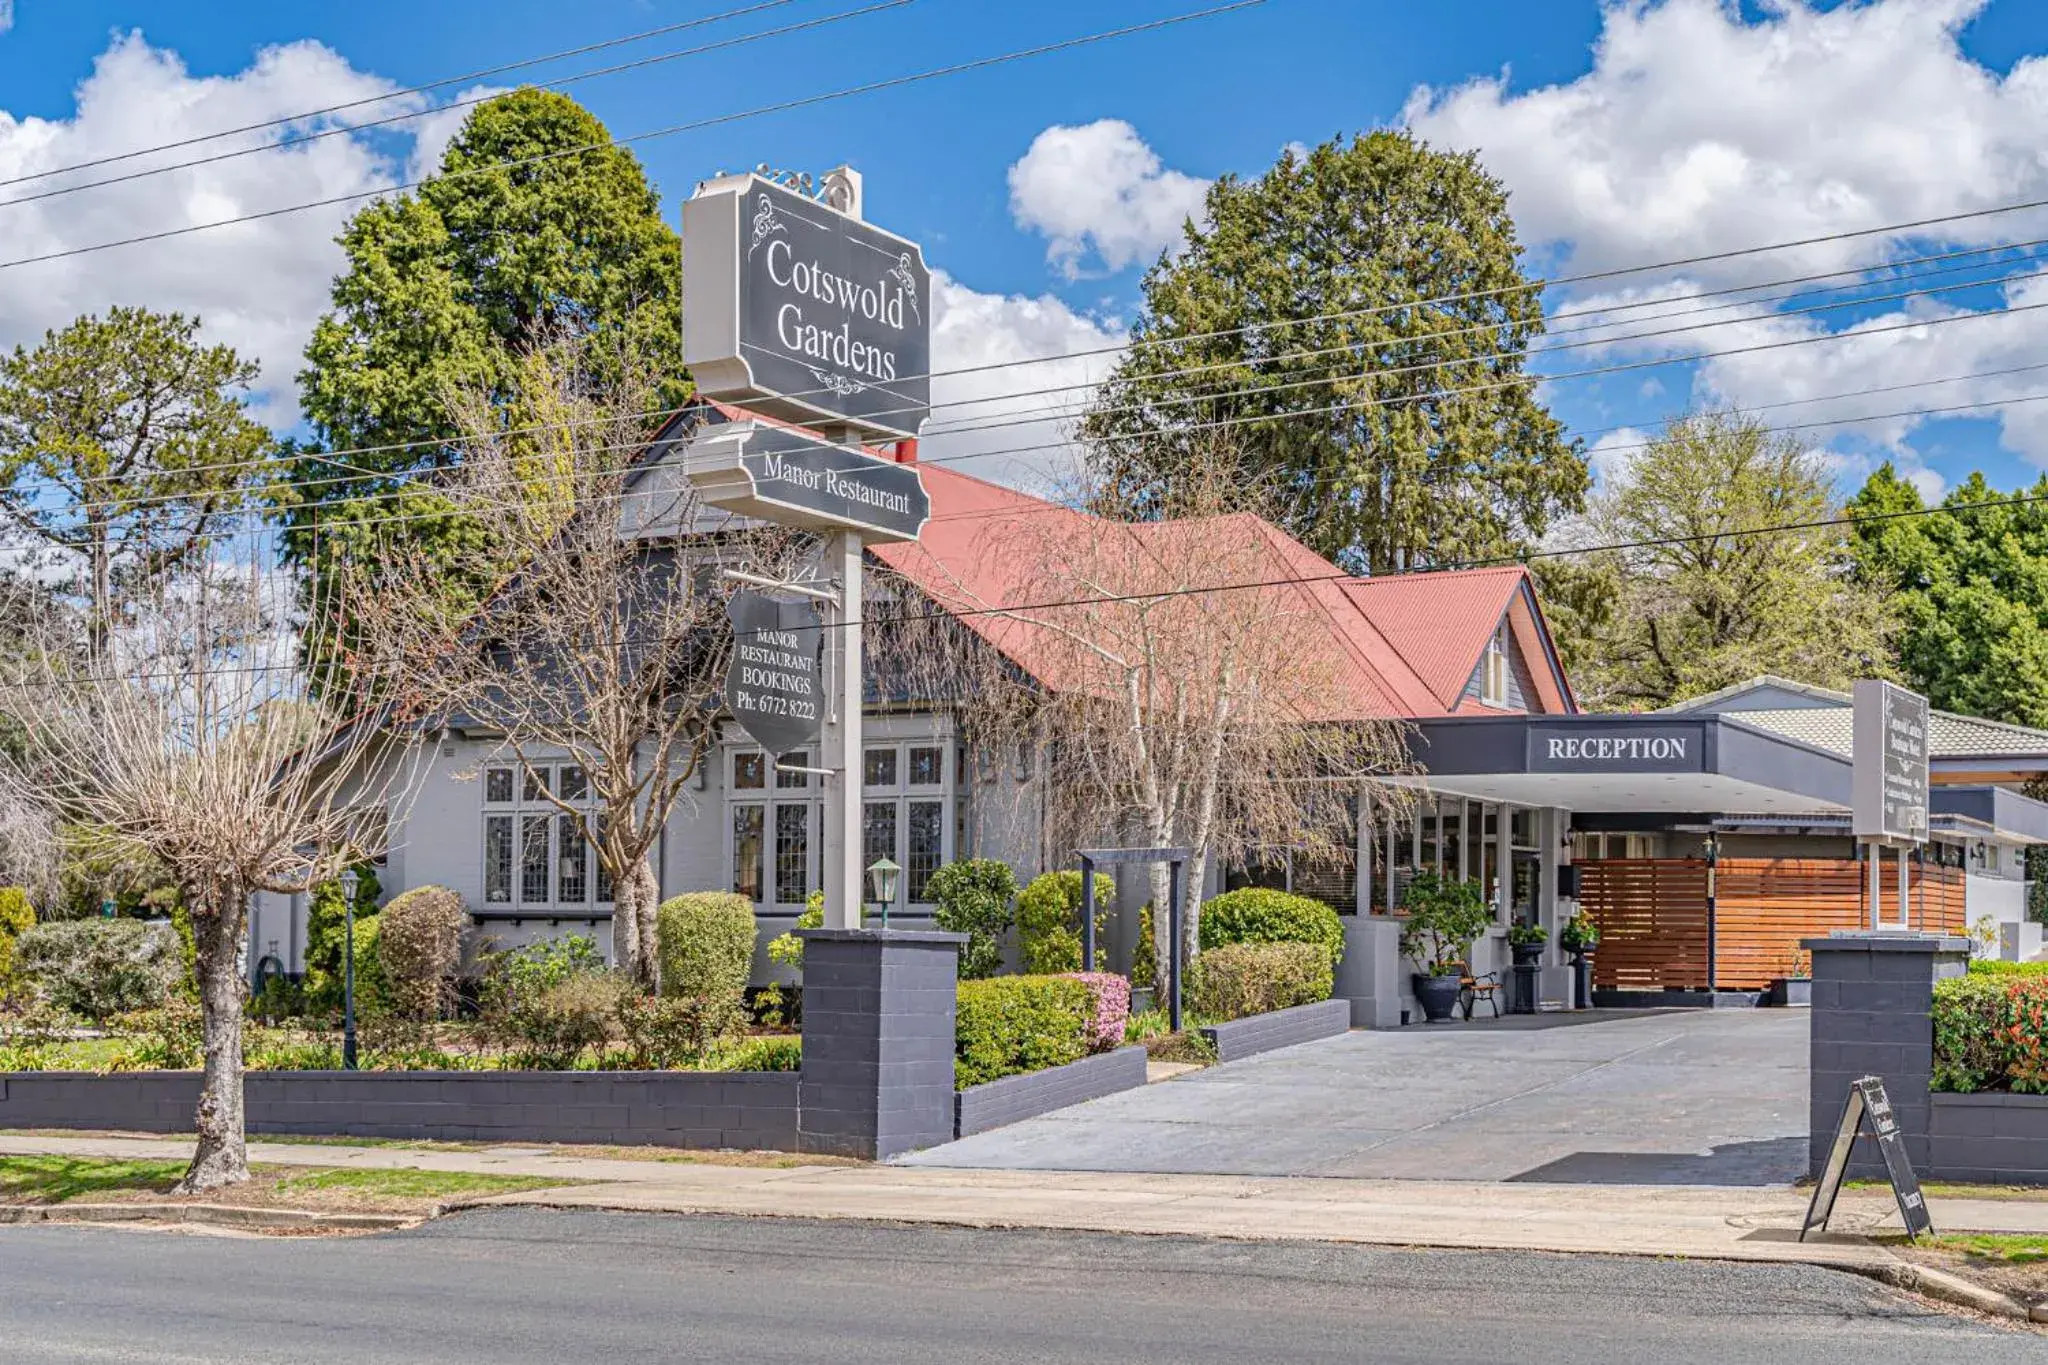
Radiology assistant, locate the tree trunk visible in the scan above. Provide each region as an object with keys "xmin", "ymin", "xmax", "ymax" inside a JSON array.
[
  {"xmin": 178, "ymin": 888, "xmax": 250, "ymax": 1193},
  {"xmin": 611, "ymin": 857, "xmax": 660, "ymax": 989},
  {"xmin": 1148, "ymin": 862, "xmax": 1173, "ymax": 1005}
]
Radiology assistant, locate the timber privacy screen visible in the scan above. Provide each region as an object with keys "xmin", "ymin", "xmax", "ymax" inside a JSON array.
[{"xmin": 1578, "ymin": 857, "xmax": 1966, "ymax": 992}]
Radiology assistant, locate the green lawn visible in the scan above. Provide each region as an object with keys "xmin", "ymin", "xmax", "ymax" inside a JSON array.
[
  {"xmin": 1924, "ymin": 1233, "xmax": 2048, "ymax": 1264},
  {"xmin": 0, "ymin": 1156, "xmax": 187, "ymax": 1203},
  {"xmin": 269, "ymin": 1167, "xmax": 566, "ymax": 1200},
  {"xmin": 0, "ymin": 1155, "xmax": 573, "ymax": 1207},
  {"xmin": 1848, "ymin": 1178, "xmax": 2048, "ymax": 1203},
  {"xmin": 0, "ymin": 1038, "xmax": 132, "ymax": 1072}
]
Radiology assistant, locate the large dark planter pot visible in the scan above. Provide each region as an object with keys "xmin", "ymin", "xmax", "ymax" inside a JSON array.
[
  {"xmin": 1413, "ymin": 972, "xmax": 1463, "ymax": 1023},
  {"xmin": 1510, "ymin": 942, "xmax": 1545, "ymax": 966}
]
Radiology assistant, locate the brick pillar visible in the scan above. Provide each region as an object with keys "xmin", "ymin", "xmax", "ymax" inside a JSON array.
[
  {"xmin": 797, "ymin": 928, "xmax": 965, "ymax": 1159},
  {"xmin": 1805, "ymin": 931, "xmax": 1969, "ymax": 1178}
]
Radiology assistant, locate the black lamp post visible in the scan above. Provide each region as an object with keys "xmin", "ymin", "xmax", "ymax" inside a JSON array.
[
  {"xmin": 865, "ymin": 856, "xmax": 900, "ymax": 930},
  {"xmin": 339, "ymin": 867, "xmax": 359, "ymax": 1071}
]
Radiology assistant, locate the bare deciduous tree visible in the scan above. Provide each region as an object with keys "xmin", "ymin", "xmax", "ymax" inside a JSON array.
[
  {"xmin": 347, "ymin": 345, "xmax": 796, "ymax": 985},
  {"xmin": 0, "ymin": 562, "xmax": 421, "ymax": 1190},
  {"xmin": 878, "ymin": 442, "xmax": 1411, "ymax": 985}
]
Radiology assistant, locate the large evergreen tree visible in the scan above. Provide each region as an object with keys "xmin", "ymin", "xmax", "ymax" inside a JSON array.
[
  {"xmin": 1082, "ymin": 131, "xmax": 1586, "ymax": 572},
  {"xmin": 284, "ymin": 89, "xmax": 684, "ymax": 666},
  {"xmin": 1849, "ymin": 465, "xmax": 2048, "ymax": 727}
]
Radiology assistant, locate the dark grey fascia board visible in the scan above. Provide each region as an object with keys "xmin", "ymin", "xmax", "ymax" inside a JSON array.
[
  {"xmin": 1409, "ymin": 713, "xmax": 1849, "ymax": 799},
  {"xmin": 1932, "ymin": 785, "xmax": 2048, "ymax": 844},
  {"xmin": 1713, "ymin": 715, "xmax": 1853, "ymax": 807}
]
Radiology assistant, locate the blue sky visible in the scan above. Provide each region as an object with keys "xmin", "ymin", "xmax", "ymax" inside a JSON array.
[{"xmin": 3, "ymin": 0, "xmax": 2048, "ymax": 501}]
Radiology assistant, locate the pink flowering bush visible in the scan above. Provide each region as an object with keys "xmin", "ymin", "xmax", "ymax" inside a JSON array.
[{"xmin": 1063, "ymin": 971, "xmax": 1131, "ymax": 1052}]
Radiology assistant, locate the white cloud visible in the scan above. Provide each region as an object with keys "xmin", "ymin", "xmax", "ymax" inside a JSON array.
[
  {"xmin": 1404, "ymin": 0, "xmax": 2048, "ymax": 285},
  {"xmin": 1007, "ymin": 119, "xmax": 1209, "ymax": 280},
  {"xmin": 918, "ymin": 269, "xmax": 1124, "ymax": 487},
  {"xmin": 0, "ymin": 3, "xmax": 14, "ymax": 37},
  {"xmin": 0, "ymin": 33, "xmax": 461, "ymax": 425}
]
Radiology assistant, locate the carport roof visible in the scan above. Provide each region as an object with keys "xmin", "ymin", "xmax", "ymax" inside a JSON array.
[{"xmin": 1406, "ymin": 711, "xmax": 1852, "ymax": 816}]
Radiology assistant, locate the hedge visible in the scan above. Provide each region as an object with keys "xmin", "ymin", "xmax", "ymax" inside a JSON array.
[
  {"xmin": 1198, "ymin": 888, "xmax": 1344, "ymax": 966},
  {"xmin": 1933, "ymin": 974, "xmax": 2048, "ymax": 1093},
  {"xmin": 927, "ymin": 859, "xmax": 1017, "ymax": 979},
  {"xmin": 954, "ymin": 974, "xmax": 1093, "ymax": 1088},
  {"xmin": 1016, "ymin": 871, "xmax": 1111, "ymax": 975},
  {"xmin": 1968, "ymin": 960, "xmax": 2048, "ymax": 977},
  {"xmin": 1188, "ymin": 940, "xmax": 1333, "ymax": 1022},
  {"xmin": 375, "ymin": 886, "xmax": 467, "ymax": 1019}
]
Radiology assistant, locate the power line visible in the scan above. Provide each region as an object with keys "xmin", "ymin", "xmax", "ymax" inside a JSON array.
[
  {"xmin": 7, "ymin": 232, "xmax": 2046, "ymax": 522},
  {"xmin": 0, "ymin": 0, "xmax": 804, "ymax": 191},
  {"xmin": 0, "ymin": 3, "xmax": 1266, "ymax": 274},
  {"xmin": 0, "ymin": 1, "xmax": 912, "ymax": 214}
]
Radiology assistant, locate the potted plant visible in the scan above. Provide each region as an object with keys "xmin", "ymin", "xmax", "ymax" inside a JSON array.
[
  {"xmin": 1507, "ymin": 920, "xmax": 1547, "ymax": 966},
  {"xmin": 1559, "ymin": 911, "xmax": 1599, "ymax": 1010},
  {"xmin": 1399, "ymin": 870, "xmax": 1491, "ymax": 1023},
  {"xmin": 1769, "ymin": 947, "xmax": 1811, "ymax": 1008}
]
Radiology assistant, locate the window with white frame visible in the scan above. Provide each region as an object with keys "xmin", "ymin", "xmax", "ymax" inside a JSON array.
[
  {"xmin": 726, "ymin": 738, "xmax": 959, "ymax": 912},
  {"xmin": 1481, "ymin": 622, "xmax": 1511, "ymax": 706},
  {"xmin": 482, "ymin": 761, "xmax": 609, "ymax": 911}
]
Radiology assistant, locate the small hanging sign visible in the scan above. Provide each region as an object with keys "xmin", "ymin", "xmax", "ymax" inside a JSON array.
[{"xmin": 1801, "ymin": 1075, "xmax": 1933, "ymax": 1242}]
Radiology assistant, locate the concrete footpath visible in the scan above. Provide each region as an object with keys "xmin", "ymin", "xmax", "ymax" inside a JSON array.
[{"xmin": 1, "ymin": 1130, "xmax": 2043, "ymax": 1272}]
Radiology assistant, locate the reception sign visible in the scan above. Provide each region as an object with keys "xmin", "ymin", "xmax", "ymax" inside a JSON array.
[{"xmin": 684, "ymin": 172, "xmax": 932, "ymax": 441}]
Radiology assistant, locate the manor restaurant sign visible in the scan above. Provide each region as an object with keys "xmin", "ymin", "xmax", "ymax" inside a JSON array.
[
  {"xmin": 684, "ymin": 172, "xmax": 933, "ymax": 441},
  {"xmin": 680, "ymin": 414, "xmax": 930, "ymax": 542}
]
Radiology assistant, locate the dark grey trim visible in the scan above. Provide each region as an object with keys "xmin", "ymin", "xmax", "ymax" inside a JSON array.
[
  {"xmin": 953, "ymin": 1047, "xmax": 1147, "ymax": 1137},
  {"xmin": 1198, "ymin": 999, "xmax": 1350, "ymax": 1063},
  {"xmin": 1929, "ymin": 785, "xmax": 2048, "ymax": 844}
]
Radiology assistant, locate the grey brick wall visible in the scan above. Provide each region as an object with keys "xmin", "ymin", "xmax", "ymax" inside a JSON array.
[
  {"xmin": 955, "ymin": 1046, "xmax": 1147, "ymax": 1137},
  {"xmin": 1200, "ymin": 999, "xmax": 1351, "ymax": 1063},
  {"xmin": 796, "ymin": 927, "xmax": 965, "ymax": 1160},
  {"xmin": 1805, "ymin": 932, "xmax": 1969, "ymax": 1179},
  {"xmin": 0, "ymin": 1070, "xmax": 800, "ymax": 1150},
  {"xmin": 1927, "ymin": 1093, "xmax": 2048, "ymax": 1184}
]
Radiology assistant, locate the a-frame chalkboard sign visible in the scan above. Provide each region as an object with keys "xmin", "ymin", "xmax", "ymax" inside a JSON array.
[{"xmin": 1801, "ymin": 1075, "xmax": 1933, "ymax": 1242}]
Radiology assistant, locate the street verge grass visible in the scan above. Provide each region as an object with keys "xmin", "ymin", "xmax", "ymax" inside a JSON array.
[
  {"xmin": 1881, "ymin": 1232, "xmax": 2048, "ymax": 1314},
  {"xmin": 1849, "ymin": 1178, "xmax": 2048, "ymax": 1203},
  {"xmin": 0, "ymin": 1155, "xmax": 577, "ymax": 1215}
]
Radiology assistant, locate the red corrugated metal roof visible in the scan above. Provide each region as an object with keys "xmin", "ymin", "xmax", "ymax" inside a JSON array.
[{"xmin": 870, "ymin": 465, "xmax": 1572, "ymax": 720}]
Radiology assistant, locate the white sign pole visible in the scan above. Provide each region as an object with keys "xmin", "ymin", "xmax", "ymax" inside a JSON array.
[{"xmin": 821, "ymin": 528, "xmax": 865, "ymax": 930}]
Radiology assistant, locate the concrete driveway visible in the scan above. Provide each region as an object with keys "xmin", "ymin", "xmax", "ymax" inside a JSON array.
[{"xmin": 901, "ymin": 1010, "xmax": 1810, "ymax": 1185}]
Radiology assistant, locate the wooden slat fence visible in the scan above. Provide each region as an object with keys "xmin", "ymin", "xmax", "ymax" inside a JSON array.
[
  {"xmin": 1579, "ymin": 859, "xmax": 1711, "ymax": 991},
  {"xmin": 1581, "ymin": 856, "xmax": 1970, "ymax": 992}
]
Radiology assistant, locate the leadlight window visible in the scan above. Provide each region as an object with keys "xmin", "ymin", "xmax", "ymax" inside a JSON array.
[
  {"xmin": 864, "ymin": 747, "xmax": 898, "ymax": 787},
  {"xmin": 906, "ymin": 799, "xmax": 943, "ymax": 902},
  {"xmin": 734, "ymin": 753, "xmax": 766, "ymax": 790},
  {"xmin": 908, "ymin": 746, "xmax": 942, "ymax": 786},
  {"xmin": 777, "ymin": 752, "xmax": 810, "ymax": 790},
  {"xmin": 733, "ymin": 805, "xmax": 765, "ymax": 902},
  {"xmin": 480, "ymin": 761, "xmax": 605, "ymax": 911},
  {"xmin": 775, "ymin": 804, "xmax": 811, "ymax": 906}
]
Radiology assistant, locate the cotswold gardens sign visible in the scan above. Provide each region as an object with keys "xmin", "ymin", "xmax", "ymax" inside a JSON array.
[{"xmin": 684, "ymin": 172, "xmax": 933, "ymax": 440}]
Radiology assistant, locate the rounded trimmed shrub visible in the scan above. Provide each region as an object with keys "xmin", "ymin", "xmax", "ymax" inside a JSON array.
[
  {"xmin": 656, "ymin": 892, "xmax": 757, "ymax": 1007},
  {"xmin": 1198, "ymin": 888, "xmax": 1344, "ymax": 966},
  {"xmin": 1016, "ymin": 871, "xmax": 1113, "ymax": 975},
  {"xmin": 954, "ymin": 974, "xmax": 1093, "ymax": 1088},
  {"xmin": 14, "ymin": 918, "xmax": 181, "ymax": 1021},
  {"xmin": 927, "ymin": 859, "xmax": 1018, "ymax": 979},
  {"xmin": 375, "ymin": 886, "xmax": 468, "ymax": 1019},
  {"xmin": 1188, "ymin": 941, "xmax": 1334, "ymax": 1022}
]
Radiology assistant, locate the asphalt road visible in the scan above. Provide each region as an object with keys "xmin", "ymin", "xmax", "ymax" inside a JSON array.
[{"xmin": 0, "ymin": 1208, "xmax": 2033, "ymax": 1363}]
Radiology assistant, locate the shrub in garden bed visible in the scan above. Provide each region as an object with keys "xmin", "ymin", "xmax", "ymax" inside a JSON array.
[
  {"xmin": 1187, "ymin": 941, "xmax": 1333, "ymax": 1022},
  {"xmin": 376, "ymin": 886, "xmax": 467, "ymax": 1019},
  {"xmin": 1198, "ymin": 888, "xmax": 1344, "ymax": 966},
  {"xmin": 1968, "ymin": 960, "xmax": 2048, "ymax": 977},
  {"xmin": 954, "ymin": 975, "xmax": 1093, "ymax": 1088},
  {"xmin": 658, "ymin": 893, "xmax": 754, "ymax": 998},
  {"xmin": 928, "ymin": 859, "xmax": 1017, "ymax": 979},
  {"xmin": 1933, "ymin": 974, "xmax": 2048, "ymax": 1093},
  {"xmin": 1062, "ymin": 971, "xmax": 1131, "ymax": 1051},
  {"xmin": 0, "ymin": 886, "xmax": 34, "ymax": 996},
  {"xmin": 14, "ymin": 918, "xmax": 181, "ymax": 1021},
  {"xmin": 1016, "ymin": 871, "xmax": 1111, "ymax": 975}
]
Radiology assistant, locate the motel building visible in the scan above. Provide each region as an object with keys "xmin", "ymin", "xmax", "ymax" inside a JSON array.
[{"xmin": 250, "ymin": 420, "xmax": 2048, "ymax": 1023}]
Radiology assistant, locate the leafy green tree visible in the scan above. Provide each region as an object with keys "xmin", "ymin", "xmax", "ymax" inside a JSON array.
[
  {"xmin": 286, "ymin": 89, "xmax": 685, "ymax": 667},
  {"xmin": 0, "ymin": 308, "xmax": 272, "ymax": 655},
  {"xmin": 1849, "ymin": 465, "xmax": 2048, "ymax": 727},
  {"xmin": 1561, "ymin": 410, "xmax": 1893, "ymax": 708},
  {"xmin": 1083, "ymin": 131, "xmax": 1586, "ymax": 573}
]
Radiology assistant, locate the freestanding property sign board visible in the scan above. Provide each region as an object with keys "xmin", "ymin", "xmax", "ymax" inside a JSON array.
[
  {"xmin": 682, "ymin": 415, "xmax": 928, "ymax": 542},
  {"xmin": 684, "ymin": 172, "xmax": 932, "ymax": 441},
  {"xmin": 1853, "ymin": 680, "xmax": 1930, "ymax": 842}
]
